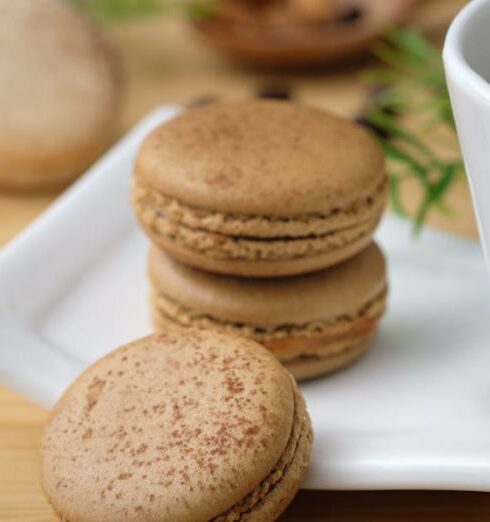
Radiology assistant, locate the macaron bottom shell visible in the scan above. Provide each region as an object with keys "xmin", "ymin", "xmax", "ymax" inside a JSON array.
[
  {"xmin": 283, "ymin": 337, "xmax": 372, "ymax": 381},
  {"xmin": 143, "ymin": 228, "xmax": 378, "ymax": 278},
  {"xmin": 132, "ymin": 177, "xmax": 386, "ymax": 278}
]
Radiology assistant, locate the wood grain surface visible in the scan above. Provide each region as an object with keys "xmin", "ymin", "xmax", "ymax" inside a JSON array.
[{"xmin": 1, "ymin": 0, "xmax": 488, "ymax": 520}]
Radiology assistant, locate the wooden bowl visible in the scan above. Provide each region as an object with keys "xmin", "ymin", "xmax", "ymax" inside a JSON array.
[{"xmin": 193, "ymin": 0, "xmax": 418, "ymax": 66}]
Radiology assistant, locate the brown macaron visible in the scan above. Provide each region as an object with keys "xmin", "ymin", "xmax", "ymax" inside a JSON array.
[
  {"xmin": 149, "ymin": 242, "xmax": 388, "ymax": 380},
  {"xmin": 0, "ymin": 0, "xmax": 121, "ymax": 191},
  {"xmin": 132, "ymin": 100, "xmax": 386, "ymax": 277},
  {"xmin": 41, "ymin": 330, "xmax": 312, "ymax": 521}
]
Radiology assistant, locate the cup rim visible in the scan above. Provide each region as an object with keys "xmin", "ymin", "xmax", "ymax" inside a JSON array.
[{"xmin": 443, "ymin": 0, "xmax": 490, "ymax": 101}]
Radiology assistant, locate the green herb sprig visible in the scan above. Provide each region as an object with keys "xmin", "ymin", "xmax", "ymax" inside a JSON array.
[
  {"xmin": 362, "ymin": 29, "xmax": 465, "ymax": 232},
  {"xmin": 67, "ymin": 0, "xmax": 215, "ymax": 22}
]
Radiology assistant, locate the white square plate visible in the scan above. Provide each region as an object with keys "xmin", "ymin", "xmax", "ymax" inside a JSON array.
[{"xmin": 1, "ymin": 107, "xmax": 490, "ymax": 491}]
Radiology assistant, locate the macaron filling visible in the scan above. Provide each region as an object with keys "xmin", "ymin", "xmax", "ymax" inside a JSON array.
[
  {"xmin": 261, "ymin": 315, "xmax": 380, "ymax": 361},
  {"xmin": 133, "ymin": 177, "xmax": 387, "ymax": 238},
  {"xmin": 133, "ymin": 177, "xmax": 386, "ymax": 262},
  {"xmin": 152, "ymin": 286, "xmax": 386, "ymax": 356}
]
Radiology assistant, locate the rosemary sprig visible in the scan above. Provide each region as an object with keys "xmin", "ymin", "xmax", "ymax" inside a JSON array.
[
  {"xmin": 67, "ymin": 0, "xmax": 215, "ymax": 22},
  {"xmin": 361, "ymin": 28, "xmax": 464, "ymax": 232}
]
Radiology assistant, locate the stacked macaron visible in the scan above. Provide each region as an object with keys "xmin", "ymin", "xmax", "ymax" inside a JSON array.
[{"xmin": 132, "ymin": 100, "xmax": 388, "ymax": 380}]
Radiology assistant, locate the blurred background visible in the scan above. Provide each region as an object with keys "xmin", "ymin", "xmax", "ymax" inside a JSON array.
[{"xmin": 0, "ymin": 0, "xmax": 476, "ymax": 247}]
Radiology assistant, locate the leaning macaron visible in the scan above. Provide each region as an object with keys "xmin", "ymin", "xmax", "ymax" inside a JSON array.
[
  {"xmin": 132, "ymin": 100, "xmax": 386, "ymax": 277},
  {"xmin": 149, "ymin": 242, "xmax": 388, "ymax": 380},
  {"xmin": 41, "ymin": 330, "xmax": 312, "ymax": 521}
]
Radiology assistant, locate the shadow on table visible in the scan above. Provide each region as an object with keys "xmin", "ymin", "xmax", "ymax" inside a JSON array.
[{"xmin": 281, "ymin": 490, "xmax": 490, "ymax": 521}]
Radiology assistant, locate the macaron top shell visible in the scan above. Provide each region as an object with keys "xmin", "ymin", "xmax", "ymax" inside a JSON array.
[
  {"xmin": 41, "ymin": 331, "xmax": 295, "ymax": 522},
  {"xmin": 135, "ymin": 100, "xmax": 385, "ymax": 216},
  {"xmin": 149, "ymin": 242, "xmax": 387, "ymax": 327}
]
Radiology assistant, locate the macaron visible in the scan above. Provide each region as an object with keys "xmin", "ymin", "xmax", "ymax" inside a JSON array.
[
  {"xmin": 149, "ymin": 242, "xmax": 387, "ymax": 380},
  {"xmin": 132, "ymin": 100, "xmax": 386, "ymax": 277},
  {"xmin": 0, "ymin": 0, "xmax": 121, "ymax": 191},
  {"xmin": 41, "ymin": 330, "xmax": 312, "ymax": 521}
]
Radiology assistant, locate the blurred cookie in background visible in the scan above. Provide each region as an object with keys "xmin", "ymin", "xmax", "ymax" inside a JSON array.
[{"xmin": 0, "ymin": 0, "xmax": 122, "ymax": 192}]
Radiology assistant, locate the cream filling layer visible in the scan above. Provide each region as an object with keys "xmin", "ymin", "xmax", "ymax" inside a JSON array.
[
  {"xmin": 145, "ymin": 213, "xmax": 379, "ymax": 260},
  {"xmin": 151, "ymin": 288, "xmax": 387, "ymax": 361},
  {"xmin": 132, "ymin": 177, "xmax": 387, "ymax": 238}
]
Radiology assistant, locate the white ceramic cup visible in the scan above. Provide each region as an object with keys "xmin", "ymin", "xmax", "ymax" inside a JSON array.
[{"xmin": 443, "ymin": 0, "xmax": 490, "ymax": 276}]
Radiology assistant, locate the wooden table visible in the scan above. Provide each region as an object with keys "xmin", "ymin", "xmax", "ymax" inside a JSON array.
[{"xmin": 1, "ymin": 0, "xmax": 488, "ymax": 519}]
